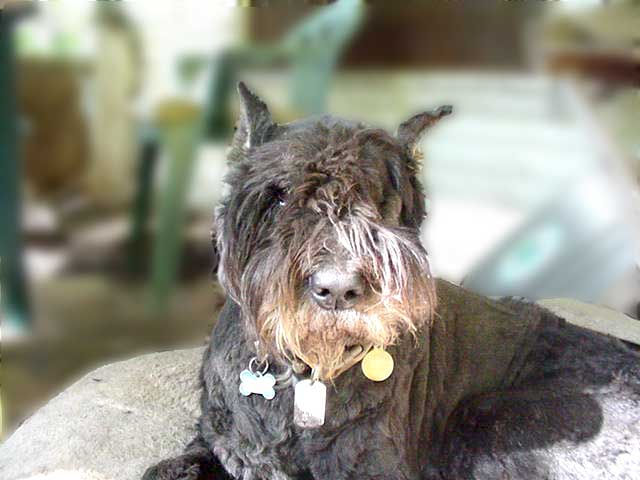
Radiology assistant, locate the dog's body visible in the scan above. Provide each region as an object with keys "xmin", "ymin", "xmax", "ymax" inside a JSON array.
[{"xmin": 144, "ymin": 84, "xmax": 640, "ymax": 480}]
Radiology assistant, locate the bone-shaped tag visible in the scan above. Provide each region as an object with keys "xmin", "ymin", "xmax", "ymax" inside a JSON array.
[{"xmin": 239, "ymin": 369, "xmax": 276, "ymax": 400}]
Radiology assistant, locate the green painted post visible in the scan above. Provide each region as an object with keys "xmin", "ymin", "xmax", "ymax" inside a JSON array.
[
  {"xmin": 149, "ymin": 101, "xmax": 202, "ymax": 313},
  {"xmin": 127, "ymin": 127, "xmax": 159, "ymax": 276},
  {"xmin": 0, "ymin": 10, "xmax": 31, "ymax": 333}
]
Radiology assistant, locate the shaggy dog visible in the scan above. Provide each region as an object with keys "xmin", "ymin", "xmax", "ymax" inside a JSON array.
[{"xmin": 143, "ymin": 83, "xmax": 640, "ymax": 479}]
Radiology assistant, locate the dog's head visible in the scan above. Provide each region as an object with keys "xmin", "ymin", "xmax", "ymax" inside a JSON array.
[{"xmin": 214, "ymin": 83, "xmax": 451, "ymax": 381}]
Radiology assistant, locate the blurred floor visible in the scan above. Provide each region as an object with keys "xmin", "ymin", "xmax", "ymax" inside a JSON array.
[{"xmin": 3, "ymin": 275, "xmax": 224, "ymax": 437}]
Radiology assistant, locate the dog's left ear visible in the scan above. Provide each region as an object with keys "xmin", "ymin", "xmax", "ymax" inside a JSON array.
[
  {"xmin": 396, "ymin": 105, "xmax": 452, "ymax": 157},
  {"xmin": 210, "ymin": 223, "xmax": 220, "ymax": 280},
  {"xmin": 232, "ymin": 82, "xmax": 277, "ymax": 153}
]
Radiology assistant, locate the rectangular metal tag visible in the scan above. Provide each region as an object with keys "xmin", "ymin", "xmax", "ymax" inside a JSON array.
[{"xmin": 294, "ymin": 379, "xmax": 326, "ymax": 428}]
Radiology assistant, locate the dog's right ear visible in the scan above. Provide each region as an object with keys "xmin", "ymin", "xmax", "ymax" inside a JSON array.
[
  {"xmin": 396, "ymin": 105, "xmax": 452, "ymax": 159},
  {"xmin": 231, "ymin": 82, "xmax": 277, "ymax": 155}
]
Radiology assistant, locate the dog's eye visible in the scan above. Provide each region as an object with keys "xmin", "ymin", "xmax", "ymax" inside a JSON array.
[{"xmin": 268, "ymin": 186, "xmax": 287, "ymax": 207}]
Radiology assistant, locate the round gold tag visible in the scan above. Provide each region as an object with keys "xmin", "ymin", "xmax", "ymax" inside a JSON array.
[{"xmin": 361, "ymin": 348, "xmax": 394, "ymax": 382}]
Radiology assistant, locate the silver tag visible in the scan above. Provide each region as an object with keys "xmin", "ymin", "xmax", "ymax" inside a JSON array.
[
  {"xmin": 294, "ymin": 379, "xmax": 326, "ymax": 428},
  {"xmin": 239, "ymin": 369, "xmax": 276, "ymax": 400}
]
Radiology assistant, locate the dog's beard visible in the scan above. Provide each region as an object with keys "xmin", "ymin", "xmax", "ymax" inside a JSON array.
[
  {"xmin": 258, "ymin": 299, "xmax": 430, "ymax": 381},
  {"xmin": 254, "ymin": 256, "xmax": 435, "ymax": 381},
  {"xmin": 232, "ymin": 215, "xmax": 436, "ymax": 381}
]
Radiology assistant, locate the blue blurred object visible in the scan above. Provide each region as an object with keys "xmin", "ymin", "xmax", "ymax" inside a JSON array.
[{"xmin": 463, "ymin": 173, "xmax": 637, "ymax": 303}]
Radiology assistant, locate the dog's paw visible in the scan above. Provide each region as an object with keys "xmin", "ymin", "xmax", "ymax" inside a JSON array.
[{"xmin": 142, "ymin": 457, "xmax": 202, "ymax": 480}]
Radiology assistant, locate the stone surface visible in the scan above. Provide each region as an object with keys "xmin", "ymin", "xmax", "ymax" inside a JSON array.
[
  {"xmin": 0, "ymin": 300, "xmax": 636, "ymax": 480},
  {"xmin": 0, "ymin": 348, "xmax": 204, "ymax": 480},
  {"xmin": 541, "ymin": 298, "xmax": 640, "ymax": 345}
]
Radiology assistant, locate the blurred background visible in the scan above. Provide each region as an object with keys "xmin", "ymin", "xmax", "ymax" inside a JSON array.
[{"xmin": 1, "ymin": 0, "xmax": 639, "ymax": 437}]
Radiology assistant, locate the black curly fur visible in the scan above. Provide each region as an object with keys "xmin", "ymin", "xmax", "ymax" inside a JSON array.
[{"xmin": 143, "ymin": 85, "xmax": 640, "ymax": 480}]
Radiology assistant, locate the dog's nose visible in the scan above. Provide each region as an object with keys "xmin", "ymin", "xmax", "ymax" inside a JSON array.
[{"xmin": 309, "ymin": 269, "xmax": 365, "ymax": 310}]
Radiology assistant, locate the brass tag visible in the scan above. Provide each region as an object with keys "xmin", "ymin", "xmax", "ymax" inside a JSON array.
[{"xmin": 361, "ymin": 348, "xmax": 394, "ymax": 382}]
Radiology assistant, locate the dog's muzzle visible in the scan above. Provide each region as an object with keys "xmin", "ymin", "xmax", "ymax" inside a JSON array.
[{"xmin": 308, "ymin": 268, "xmax": 366, "ymax": 311}]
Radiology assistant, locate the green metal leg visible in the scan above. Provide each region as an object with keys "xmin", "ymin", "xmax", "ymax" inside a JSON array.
[
  {"xmin": 127, "ymin": 127, "xmax": 159, "ymax": 276},
  {"xmin": 150, "ymin": 112, "xmax": 201, "ymax": 313},
  {"xmin": 0, "ymin": 12, "xmax": 31, "ymax": 332},
  {"xmin": 203, "ymin": 51, "xmax": 235, "ymax": 141}
]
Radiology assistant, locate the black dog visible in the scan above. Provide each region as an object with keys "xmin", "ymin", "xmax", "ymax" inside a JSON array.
[{"xmin": 143, "ymin": 83, "xmax": 640, "ymax": 479}]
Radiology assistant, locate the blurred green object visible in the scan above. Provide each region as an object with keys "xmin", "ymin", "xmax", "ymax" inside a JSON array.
[
  {"xmin": 0, "ymin": 11, "xmax": 31, "ymax": 334},
  {"xmin": 204, "ymin": 0, "xmax": 365, "ymax": 139},
  {"xmin": 146, "ymin": 0, "xmax": 364, "ymax": 312},
  {"xmin": 127, "ymin": 126, "xmax": 159, "ymax": 277},
  {"xmin": 149, "ymin": 101, "xmax": 202, "ymax": 313},
  {"xmin": 284, "ymin": 0, "xmax": 365, "ymax": 115}
]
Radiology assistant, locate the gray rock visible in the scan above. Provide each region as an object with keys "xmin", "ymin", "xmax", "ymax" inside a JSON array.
[
  {"xmin": 540, "ymin": 298, "xmax": 640, "ymax": 345},
  {"xmin": 0, "ymin": 300, "xmax": 636, "ymax": 480},
  {"xmin": 0, "ymin": 348, "xmax": 204, "ymax": 480}
]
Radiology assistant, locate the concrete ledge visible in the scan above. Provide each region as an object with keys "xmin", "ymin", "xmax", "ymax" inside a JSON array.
[
  {"xmin": 0, "ymin": 348, "xmax": 204, "ymax": 480},
  {"xmin": 541, "ymin": 298, "xmax": 640, "ymax": 345},
  {"xmin": 0, "ymin": 299, "xmax": 637, "ymax": 480}
]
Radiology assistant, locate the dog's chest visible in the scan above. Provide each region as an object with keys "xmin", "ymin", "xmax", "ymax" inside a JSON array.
[
  {"xmin": 208, "ymin": 343, "xmax": 415, "ymax": 478},
  {"xmin": 238, "ymin": 377, "xmax": 414, "ymax": 479},
  {"xmin": 211, "ymin": 303, "xmax": 427, "ymax": 476},
  {"xmin": 221, "ymin": 364, "xmax": 407, "ymax": 475}
]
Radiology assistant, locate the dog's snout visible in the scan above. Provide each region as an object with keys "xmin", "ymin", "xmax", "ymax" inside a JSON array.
[{"xmin": 309, "ymin": 269, "xmax": 365, "ymax": 310}]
